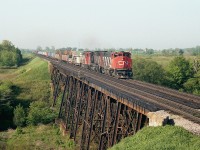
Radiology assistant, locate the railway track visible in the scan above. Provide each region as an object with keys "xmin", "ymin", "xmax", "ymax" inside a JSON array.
[
  {"xmin": 127, "ymin": 80, "xmax": 200, "ymax": 106},
  {"xmin": 40, "ymin": 55, "xmax": 200, "ymax": 124}
]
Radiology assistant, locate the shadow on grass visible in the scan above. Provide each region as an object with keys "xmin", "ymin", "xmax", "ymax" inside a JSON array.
[
  {"xmin": 20, "ymin": 56, "xmax": 35, "ymax": 66},
  {"xmin": 0, "ymin": 85, "xmax": 33, "ymax": 131},
  {"xmin": 11, "ymin": 85, "xmax": 32, "ymax": 108}
]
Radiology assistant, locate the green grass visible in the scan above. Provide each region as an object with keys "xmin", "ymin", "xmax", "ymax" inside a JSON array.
[
  {"xmin": 0, "ymin": 124, "xmax": 75, "ymax": 150},
  {"xmin": 0, "ymin": 55, "xmax": 51, "ymax": 103},
  {"xmin": 109, "ymin": 126, "xmax": 200, "ymax": 150},
  {"xmin": 15, "ymin": 57, "xmax": 50, "ymax": 81},
  {"xmin": 13, "ymin": 57, "xmax": 51, "ymax": 103}
]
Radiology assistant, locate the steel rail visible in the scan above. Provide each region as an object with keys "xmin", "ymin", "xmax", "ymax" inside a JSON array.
[{"xmin": 128, "ymin": 80, "xmax": 200, "ymax": 105}]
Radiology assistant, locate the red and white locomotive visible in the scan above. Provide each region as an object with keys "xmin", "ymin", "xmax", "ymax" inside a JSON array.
[
  {"xmin": 37, "ymin": 50, "xmax": 133, "ymax": 79},
  {"xmin": 81, "ymin": 51, "xmax": 132, "ymax": 78}
]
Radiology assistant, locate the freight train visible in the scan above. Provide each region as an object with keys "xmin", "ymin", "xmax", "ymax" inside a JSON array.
[{"xmin": 37, "ymin": 50, "xmax": 133, "ymax": 79}]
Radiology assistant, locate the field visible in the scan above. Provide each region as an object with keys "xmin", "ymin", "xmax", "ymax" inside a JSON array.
[
  {"xmin": 0, "ymin": 124, "xmax": 75, "ymax": 150},
  {"xmin": 133, "ymin": 55, "xmax": 198, "ymax": 68}
]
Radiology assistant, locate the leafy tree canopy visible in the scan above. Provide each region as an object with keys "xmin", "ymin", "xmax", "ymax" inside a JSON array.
[
  {"xmin": 133, "ymin": 57, "xmax": 166, "ymax": 85},
  {"xmin": 167, "ymin": 56, "xmax": 193, "ymax": 89},
  {"xmin": 0, "ymin": 40, "xmax": 22, "ymax": 67},
  {"xmin": 184, "ymin": 70, "xmax": 200, "ymax": 95}
]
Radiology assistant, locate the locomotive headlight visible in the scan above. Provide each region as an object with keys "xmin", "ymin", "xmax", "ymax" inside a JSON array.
[
  {"xmin": 118, "ymin": 61, "xmax": 124, "ymax": 65},
  {"xmin": 118, "ymin": 61, "xmax": 129, "ymax": 65}
]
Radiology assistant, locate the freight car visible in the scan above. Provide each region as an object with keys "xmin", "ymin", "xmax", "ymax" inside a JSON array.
[{"xmin": 72, "ymin": 55, "xmax": 81, "ymax": 66}]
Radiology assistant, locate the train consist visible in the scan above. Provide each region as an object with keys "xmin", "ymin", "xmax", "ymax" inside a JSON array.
[{"xmin": 37, "ymin": 50, "xmax": 133, "ymax": 78}]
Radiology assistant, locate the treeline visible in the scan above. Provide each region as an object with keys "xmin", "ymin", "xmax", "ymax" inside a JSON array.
[
  {"xmin": 133, "ymin": 56, "xmax": 200, "ymax": 95},
  {"xmin": 34, "ymin": 44, "xmax": 200, "ymax": 57},
  {"xmin": 185, "ymin": 46, "xmax": 200, "ymax": 56},
  {"xmin": 0, "ymin": 40, "xmax": 22, "ymax": 67}
]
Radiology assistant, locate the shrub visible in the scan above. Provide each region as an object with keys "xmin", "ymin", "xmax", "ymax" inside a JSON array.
[
  {"xmin": 27, "ymin": 101, "xmax": 57, "ymax": 125},
  {"xmin": 15, "ymin": 127, "xmax": 24, "ymax": 135},
  {"xmin": 13, "ymin": 104, "xmax": 26, "ymax": 127}
]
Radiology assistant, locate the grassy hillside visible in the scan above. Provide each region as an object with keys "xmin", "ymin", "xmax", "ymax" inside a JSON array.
[
  {"xmin": 0, "ymin": 56, "xmax": 51, "ymax": 103},
  {"xmin": 14, "ymin": 57, "xmax": 51, "ymax": 103},
  {"xmin": 0, "ymin": 124, "xmax": 75, "ymax": 150},
  {"xmin": 109, "ymin": 126, "xmax": 200, "ymax": 150},
  {"xmin": 15, "ymin": 56, "xmax": 50, "ymax": 81},
  {"xmin": 0, "ymin": 55, "xmax": 76, "ymax": 149}
]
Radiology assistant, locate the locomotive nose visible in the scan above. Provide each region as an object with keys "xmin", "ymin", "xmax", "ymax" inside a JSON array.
[{"xmin": 118, "ymin": 61, "xmax": 128, "ymax": 68}]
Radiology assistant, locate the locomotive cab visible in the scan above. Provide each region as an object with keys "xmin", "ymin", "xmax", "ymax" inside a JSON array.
[{"xmin": 111, "ymin": 52, "xmax": 133, "ymax": 78}]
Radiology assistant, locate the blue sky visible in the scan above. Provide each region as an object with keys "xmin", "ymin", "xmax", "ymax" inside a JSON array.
[{"xmin": 0, "ymin": 0, "xmax": 200, "ymax": 49}]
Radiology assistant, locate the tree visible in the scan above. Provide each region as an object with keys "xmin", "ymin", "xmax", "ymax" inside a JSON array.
[
  {"xmin": 13, "ymin": 104, "xmax": 26, "ymax": 127},
  {"xmin": 0, "ymin": 40, "xmax": 22, "ymax": 67},
  {"xmin": 167, "ymin": 56, "xmax": 193, "ymax": 89},
  {"xmin": 184, "ymin": 58, "xmax": 200, "ymax": 95},
  {"xmin": 51, "ymin": 46, "xmax": 55, "ymax": 51},
  {"xmin": 179, "ymin": 49, "xmax": 184, "ymax": 56},
  {"xmin": 27, "ymin": 101, "xmax": 56, "ymax": 125},
  {"xmin": 72, "ymin": 47, "xmax": 77, "ymax": 51},
  {"xmin": 36, "ymin": 46, "xmax": 42, "ymax": 51},
  {"xmin": 1, "ymin": 40, "xmax": 14, "ymax": 51},
  {"xmin": 133, "ymin": 57, "xmax": 166, "ymax": 85},
  {"xmin": 184, "ymin": 70, "xmax": 200, "ymax": 95},
  {"xmin": 45, "ymin": 46, "xmax": 50, "ymax": 51},
  {"xmin": 146, "ymin": 49, "xmax": 154, "ymax": 55},
  {"xmin": 193, "ymin": 58, "xmax": 200, "ymax": 73}
]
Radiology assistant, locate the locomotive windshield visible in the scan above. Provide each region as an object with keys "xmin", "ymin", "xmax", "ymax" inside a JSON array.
[
  {"xmin": 114, "ymin": 52, "xmax": 130, "ymax": 57},
  {"xmin": 124, "ymin": 53, "xmax": 131, "ymax": 58},
  {"xmin": 114, "ymin": 54, "xmax": 118, "ymax": 57}
]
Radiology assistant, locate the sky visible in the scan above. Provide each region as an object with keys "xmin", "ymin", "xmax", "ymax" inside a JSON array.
[{"xmin": 0, "ymin": 0, "xmax": 200, "ymax": 50}]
